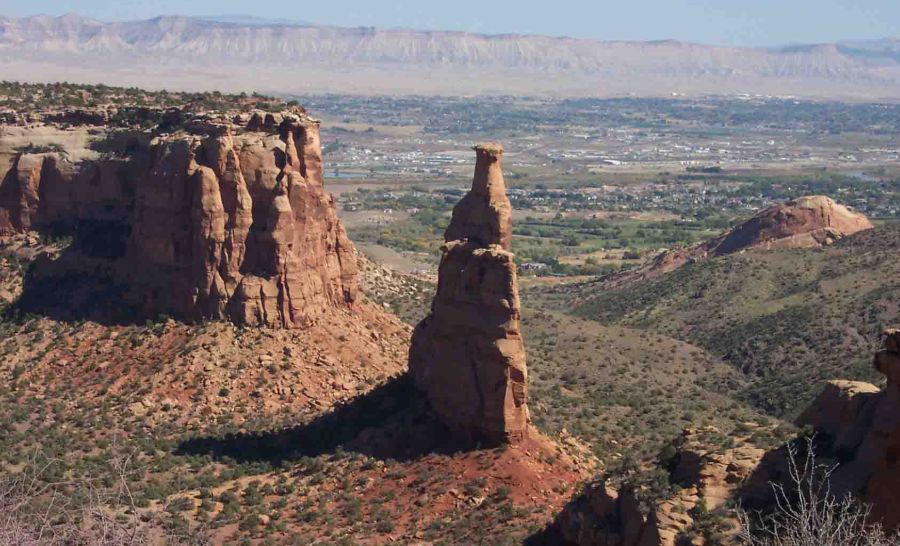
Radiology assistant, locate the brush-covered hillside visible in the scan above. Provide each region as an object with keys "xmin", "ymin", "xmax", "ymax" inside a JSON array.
[{"xmin": 532, "ymin": 223, "xmax": 900, "ymax": 418}]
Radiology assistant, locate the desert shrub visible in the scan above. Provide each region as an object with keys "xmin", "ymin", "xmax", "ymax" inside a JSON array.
[{"xmin": 0, "ymin": 452, "xmax": 209, "ymax": 545}]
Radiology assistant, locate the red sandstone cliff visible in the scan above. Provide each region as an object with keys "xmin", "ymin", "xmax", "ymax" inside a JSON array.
[
  {"xmin": 409, "ymin": 143, "xmax": 530, "ymax": 445},
  {"xmin": 0, "ymin": 112, "xmax": 357, "ymax": 327}
]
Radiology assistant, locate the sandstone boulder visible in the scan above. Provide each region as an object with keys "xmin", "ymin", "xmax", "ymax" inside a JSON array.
[{"xmin": 409, "ymin": 143, "xmax": 529, "ymax": 445}]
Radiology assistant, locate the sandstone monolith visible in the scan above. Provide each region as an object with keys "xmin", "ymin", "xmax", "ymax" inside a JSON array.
[{"xmin": 409, "ymin": 143, "xmax": 529, "ymax": 445}]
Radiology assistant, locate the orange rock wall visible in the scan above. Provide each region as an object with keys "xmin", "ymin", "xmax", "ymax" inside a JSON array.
[{"xmin": 0, "ymin": 115, "xmax": 358, "ymax": 327}]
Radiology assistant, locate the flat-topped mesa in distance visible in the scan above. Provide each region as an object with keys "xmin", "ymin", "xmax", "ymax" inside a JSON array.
[
  {"xmin": 443, "ymin": 143, "xmax": 512, "ymax": 251},
  {"xmin": 0, "ymin": 109, "xmax": 358, "ymax": 328},
  {"xmin": 409, "ymin": 143, "xmax": 530, "ymax": 445}
]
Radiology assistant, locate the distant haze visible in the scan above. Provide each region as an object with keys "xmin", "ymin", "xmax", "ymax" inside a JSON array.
[
  {"xmin": 3, "ymin": 0, "xmax": 899, "ymax": 47},
  {"xmin": 0, "ymin": 14, "xmax": 898, "ymax": 100}
]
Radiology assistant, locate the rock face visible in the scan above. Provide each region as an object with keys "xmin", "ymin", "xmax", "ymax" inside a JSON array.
[
  {"xmin": 796, "ymin": 380, "xmax": 881, "ymax": 454},
  {"xmin": 0, "ymin": 152, "xmax": 85, "ymax": 233},
  {"xmin": 409, "ymin": 143, "xmax": 529, "ymax": 445},
  {"xmin": 865, "ymin": 329, "xmax": 900, "ymax": 530},
  {"xmin": 0, "ymin": 112, "xmax": 358, "ymax": 327},
  {"xmin": 796, "ymin": 329, "xmax": 900, "ymax": 531},
  {"xmin": 605, "ymin": 195, "xmax": 874, "ymax": 288}
]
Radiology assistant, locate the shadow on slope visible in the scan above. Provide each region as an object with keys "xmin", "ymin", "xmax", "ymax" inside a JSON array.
[
  {"xmin": 3, "ymin": 219, "xmax": 149, "ymax": 325},
  {"xmin": 176, "ymin": 374, "xmax": 473, "ymax": 465}
]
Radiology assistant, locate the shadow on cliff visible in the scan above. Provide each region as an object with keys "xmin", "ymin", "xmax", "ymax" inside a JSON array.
[
  {"xmin": 5, "ymin": 219, "xmax": 149, "ymax": 325},
  {"xmin": 522, "ymin": 498, "xmax": 579, "ymax": 546},
  {"xmin": 176, "ymin": 375, "xmax": 478, "ymax": 465},
  {"xmin": 521, "ymin": 480, "xmax": 644, "ymax": 546},
  {"xmin": 734, "ymin": 433, "xmax": 854, "ymax": 518}
]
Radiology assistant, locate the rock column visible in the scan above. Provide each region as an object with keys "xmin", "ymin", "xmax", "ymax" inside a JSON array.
[{"xmin": 409, "ymin": 143, "xmax": 529, "ymax": 445}]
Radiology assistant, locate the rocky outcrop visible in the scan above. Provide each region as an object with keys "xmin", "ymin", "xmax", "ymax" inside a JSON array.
[
  {"xmin": 556, "ymin": 427, "xmax": 773, "ymax": 546},
  {"xmin": 796, "ymin": 329, "xmax": 900, "ymax": 530},
  {"xmin": 409, "ymin": 143, "xmax": 529, "ymax": 445},
  {"xmin": 127, "ymin": 116, "xmax": 357, "ymax": 327},
  {"xmin": 557, "ymin": 483, "xmax": 660, "ymax": 546},
  {"xmin": 0, "ymin": 153, "xmax": 43, "ymax": 233},
  {"xmin": 0, "ymin": 112, "xmax": 358, "ymax": 328},
  {"xmin": 710, "ymin": 195, "xmax": 874, "ymax": 255},
  {"xmin": 605, "ymin": 195, "xmax": 874, "ymax": 288},
  {"xmin": 797, "ymin": 380, "xmax": 881, "ymax": 455},
  {"xmin": 0, "ymin": 146, "xmax": 138, "ymax": 235}
]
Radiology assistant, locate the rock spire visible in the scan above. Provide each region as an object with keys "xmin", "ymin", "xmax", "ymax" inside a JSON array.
[{"xmin": 409, "ymin": 143, "xmax": 529, "ymax": 445}]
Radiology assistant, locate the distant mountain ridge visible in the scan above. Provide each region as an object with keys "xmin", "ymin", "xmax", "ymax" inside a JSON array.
[
  {"xmin": 0, "ymin": 14, "xmax": 897, "ymax": 99},
  {"xmin": 197, "ymin": 15, "xmax": 313, "ymax": 27}
]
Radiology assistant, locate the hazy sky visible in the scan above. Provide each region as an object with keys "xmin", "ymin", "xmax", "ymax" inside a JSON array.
[{"xmin": 1, "ymin": 0, "xmax": 898, "ymax": 46}]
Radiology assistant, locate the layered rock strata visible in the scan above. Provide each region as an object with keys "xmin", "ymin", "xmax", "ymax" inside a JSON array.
[
  {"xmin": 409, "ymin": 143, "xmax": 529, "ymax": 445},
  {"xmin": 0, "ymin": 112, "xmax": 357, "ymax": 327}
]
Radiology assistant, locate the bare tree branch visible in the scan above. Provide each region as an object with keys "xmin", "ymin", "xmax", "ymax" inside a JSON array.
[{"xmin": 738, "ymin": 437, "xmax": 897, "ymax": 546}]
